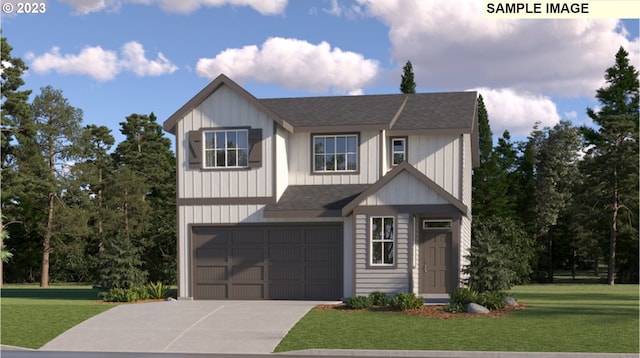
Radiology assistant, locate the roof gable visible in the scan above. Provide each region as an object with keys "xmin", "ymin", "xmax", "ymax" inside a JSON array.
[
  {"xmin": 342, "ymin": 162, "xmax": 468, "ymax": 216},
  {"xmin": 163, "ymin": 74, "xmax": 294, "ymax": 134}
]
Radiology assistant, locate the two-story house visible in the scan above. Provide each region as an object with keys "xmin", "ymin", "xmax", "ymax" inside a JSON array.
[{"xmin": 163, "ymin": 74, "xmax": 479, "ymax": 301}]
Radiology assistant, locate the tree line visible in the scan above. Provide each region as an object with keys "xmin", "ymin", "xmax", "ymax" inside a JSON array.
[{"xmin": 1, "ymin": 35, "xmax": 177, "ymax": 289}]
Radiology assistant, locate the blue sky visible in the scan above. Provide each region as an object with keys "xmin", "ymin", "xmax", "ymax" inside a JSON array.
[{"xmin": 1, "ymin": 0, "xmax": 638, "ymax": 147}]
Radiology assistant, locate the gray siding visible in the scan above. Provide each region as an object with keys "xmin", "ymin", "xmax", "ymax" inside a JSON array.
[
  {"xmin": 409, "ymin": 134, "xmax": 460, "ymax": 200},
  {"xmin": 354, "ymin": 213, "xmax": 410, "ymax": 296}
]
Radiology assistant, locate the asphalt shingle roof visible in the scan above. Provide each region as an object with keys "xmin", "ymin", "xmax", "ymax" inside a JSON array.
[{"xmin": 264, "ymin": 184, "xmax": 370, "ymax": 215}]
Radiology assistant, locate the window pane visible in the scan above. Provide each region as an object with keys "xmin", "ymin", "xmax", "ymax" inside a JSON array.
[
  {"xmin": 393, "ymin": 139, "xmax": 404, "ymax": 151},
  {"xmin": 325, "ymin": 154, "xmax": 335, "ymax": 170},
  {"xmin": 384, "ymin": 242, "xmax": 394, "ymax": 264},
  {"xmin": 347, "ymin": 154, "xmax": 357, "ymax": 171},
  {"xmin": 315, "ymin": 154, "xmax": 325, "ymax": 171},
  {"xmin": 205, "ymin": 150, "xmax": 215, "ymax": 167},
  {"xmin": 205, "ymin": 132, "xmax": 215, "ymax": 149},
  {"xmin": 238, "ymin": 149, "xmax": 248, "ymax": 167},
  {"xmin": 216, "ymin": 132, "xmax": 225, "ymax": 149},
  {"xmin": 227, "ymin": 131, "xmax": 237, "ymax": 148},
  {"xmin": 326, "ymin": 137, "xmax": 335, "ymax": 154},
  {"xmin": 347, "ymin": 136, "xmax": 357, "ymax": 152},
  {"xmin": 336, "ymin": 154, "xmax": 346, "ymax": 170},
  {"xmin": 372, "ymin": 217, "xmax": 382, "ymax": 240},
  {"xmin": 336, "ymin": 136, "xmax": 346, "ymax": 153},
  {"xmin": 216, "ymin": 149, "xmax": 226, "ymax": 167},
  {"xmin": 384, "ymin": 218, "xmax": 394, "ymax": 239},
  {"xmin": 314, "ymin": 137, "xmax": 324, "ymax": 154},
  {"xmin": 227, "ymin": 149, "xmax": 237, "ymax": 166},
  {"xmin": 393, "ymin": 153, "xmax": 404, "ymax": 165},
  {"xmin": 372, "ymin": 242, "xmax": 382, "ymax": 264},
  {"xmin": 237, "ymin": 130, "xmax": 248, "ymax": 149}
]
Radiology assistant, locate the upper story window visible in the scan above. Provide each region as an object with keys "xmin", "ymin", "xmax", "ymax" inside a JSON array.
[
  {"xmin": 204, "ymin": 129, "xmax": 249, "ymax": 168},
  {"xmin": 313, "ymin": 134, "xmax": 358, "ymax": 172},
  {"xmin": 391, "ymin": 138, "xmax": 406, "ymax": 165}
]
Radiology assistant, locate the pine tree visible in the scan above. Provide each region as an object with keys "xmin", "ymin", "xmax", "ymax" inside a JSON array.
[
  {"xmin": 582, "ymin": 47, "xmax": 639, "ymax": 285},
  {"xmin": 400, "ymin": 61, "xmax": 416, "ymax": 94}
]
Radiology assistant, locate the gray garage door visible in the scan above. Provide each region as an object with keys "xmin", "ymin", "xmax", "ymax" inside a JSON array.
[{"xmin": 192, "ymin": 223, "xmax": 343, "ymax": 300}]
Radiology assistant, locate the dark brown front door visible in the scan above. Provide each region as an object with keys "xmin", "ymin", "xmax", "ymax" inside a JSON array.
[{"xmin": 419, "ymin": 230, "xmax": 452, "ymax": 294}]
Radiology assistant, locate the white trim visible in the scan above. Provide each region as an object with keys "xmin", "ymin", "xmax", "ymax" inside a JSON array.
[{"xmin": 370, "ymin": 216, "xmax": 395, "ymax": 266}]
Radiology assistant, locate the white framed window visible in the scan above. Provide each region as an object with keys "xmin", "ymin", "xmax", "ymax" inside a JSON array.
[
  {"xmin": 313, "ymin": 134, "xmax": 358, "ymax": 172},
  {"xmin": 423, "ymin": 220, "xmax": 452, "ymax": 230},
  {"xmin": 391, "ymin": 138, "xmax": 406, "ymax": 165},
  {"xmin": 203, "ymin": 129, "xmax": 249, "ymax": 168},
  {"xmin": 370, "ymin": 216, "xmax": 395, "ymax": 265}
]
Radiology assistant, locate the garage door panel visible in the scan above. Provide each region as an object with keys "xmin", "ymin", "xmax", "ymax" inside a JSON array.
[
  {"xmin": 269, "ymin": 247, "xmax": 302, "ymax": 262},
  {"xmin": 195, "ymin": 266, "xmax": 227, "ymax": 281},
  {"xmin": 192, "ymin": 223, "xmax": 342, "ymax": 300},
  {"xmin": 231, "ymin": 266, "xmax": 264, "ymax": 281}
]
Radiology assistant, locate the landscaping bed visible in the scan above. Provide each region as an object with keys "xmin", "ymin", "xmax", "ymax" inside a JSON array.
[{"xmin": 314, "ymin": 302, "xmax": 527, "ymax": 319}]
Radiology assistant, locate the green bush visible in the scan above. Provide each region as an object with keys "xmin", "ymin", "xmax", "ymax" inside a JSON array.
[
  {"xmin": 390, "ymin": 292, "xmax": 424, "ymax": 311},
  {"xmin": 101, "ymin": 287, "xmax": 141, "ymax": 302},
  {"xmin": 344, "ymin": 295, "xmax": 373, "ymax": 309},
  {"xmin": 444, "ymin": 302, "xmax": 466, "ymax": 313},
  {"xmin": 147, "ymin": 281, "xmax": 169, "ymax": 299},
  {"xmin": 369, "ymin": 291, "xmax": 389, "ymax": 306},
  {"xmin": 450, "ymin": 287, "xmax": 478, "ymax": 306},
  {"xmin": 477, "ymin": 291, "xmax": 507, "ymax": 310}
]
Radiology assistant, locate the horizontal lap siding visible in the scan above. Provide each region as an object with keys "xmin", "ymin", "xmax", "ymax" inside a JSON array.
[
  {"xmin": 354, "ymin": 213, "xmax": 410, "ymax": 296},
  {"xmin": 177, "ymin": 85, "xmax": 273, "ymax": 200}
]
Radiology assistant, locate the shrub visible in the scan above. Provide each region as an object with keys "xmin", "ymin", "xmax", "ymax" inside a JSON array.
[
  {"xmin": 102, "ymin": 287, "xmax": 141, "ymax": 302},
  {"xmin": 147, "ymin": 281, "xmax": 170, "ymax": 299},
  {"xmin": 444, "ymin": 302, "xmax": 466, "ymax": 313},
  {"xmin": 344, "ymin": 295, "xmax": 373, "ymax": 309},
  {"xmin": 450, "ymin": 287, "xmax": 478, "ymax": 306},
  {"xmin": 369, "ymin": 291, "xmax": 389, "ymax": 306},
  {"xmin": 477, "ymin": 291, "xmax": 507, "ymax": 310},
  {"xmin": 390, "ymin": 292, "xmax": 423, "ymax": 311}
]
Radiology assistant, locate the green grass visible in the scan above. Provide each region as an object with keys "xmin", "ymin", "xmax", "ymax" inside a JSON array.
[
  {"xmin": 1, "ymin": 285, "xmax": 117, "ymax": 349},
  {"xmin": 275, "ymin": 284, "xmax": 639, "ymax": 353}
]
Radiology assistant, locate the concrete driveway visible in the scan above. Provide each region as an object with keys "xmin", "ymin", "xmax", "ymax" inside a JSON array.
[{"xmin": 40, "ymin": 300, "xmax": 327, "ymax": 354}]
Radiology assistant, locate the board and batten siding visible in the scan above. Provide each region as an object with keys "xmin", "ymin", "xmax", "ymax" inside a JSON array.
[
  {"xmin": 354, "ymin": 213, "xmax": 411, "ymax": 296},
  {"xmin": 409, "ymin": 134, "xmax": 460, "ymax": 200},
  {"xmin": 288, "ymin": 130, "xmax": 380, "ymax": 185},
  {"xmin": 177, "ymin": 85, "xmax": 274, "ymax": 199},
  {"xmin": 363, "ymin": 171, "xmax": 449, "ymax": 206}
]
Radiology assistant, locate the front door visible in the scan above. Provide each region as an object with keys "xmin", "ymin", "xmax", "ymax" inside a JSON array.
[{"xmin": 419, "ymin": 230, "xmax": 452, "ymax": 294}]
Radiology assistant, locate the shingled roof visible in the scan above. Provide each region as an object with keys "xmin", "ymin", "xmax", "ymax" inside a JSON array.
[
  {"xmin": 164, "ymin": 74, "xmax": 478, "ymax": 135},
  {"xmin": 263, "ymin": 184, "xmax": 370, "ymax": 218}
]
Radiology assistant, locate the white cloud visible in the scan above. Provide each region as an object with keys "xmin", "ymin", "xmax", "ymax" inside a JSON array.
[
  {"xmin": 120, "ymin": 41, "xmax": 178, "ymax": 77},
  {"xmin": 59, "ymin": 0, "xmax": 287, "ymax": 15},
  {"xmin": 356, "ymin": 0, "xmax": 639, "ymax": 97},
  {"xmin": 474, "ymin": 87, "xmax": 561, "ymax": 137},
  {"xmin": 26, "ymin": 41, "xmax": 177, "ymax": 81},
  {"xmin": 564, "ymin": 110, "xmax": 578, "ymax": 120},
  {"xmin": 27, "ymin": 46, "xmax": 120, "ymax": 81},
  {"xmin": 196, "ymin": 37, "xmax": 379, "ymax": 94}
]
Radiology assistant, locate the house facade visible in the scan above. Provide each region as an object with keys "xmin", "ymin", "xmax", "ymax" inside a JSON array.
[{"xmin": 163, "ymin": 74, "xmax": 479, "ymax": 300}]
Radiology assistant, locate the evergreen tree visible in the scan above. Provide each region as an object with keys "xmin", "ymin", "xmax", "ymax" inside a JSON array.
[
  {"xmin": 0, "ymin": 35, "xmax": 32, "ymax": 286},
  {"xmin": 400, "ymin": 60, "xmax": 416, "ymax": 94},
  {"xmin": 582, "ymin": 47, "xmax": 639, "ymax": 285}
]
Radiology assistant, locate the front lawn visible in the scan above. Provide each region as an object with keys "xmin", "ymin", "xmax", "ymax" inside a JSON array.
[
  {"xmin": 0, "ymin": 285, "xmax": 116, "ymax": 349},
  {"xmin": 275, "ymin": 284, "xmax": 639, "ymax": 353}
]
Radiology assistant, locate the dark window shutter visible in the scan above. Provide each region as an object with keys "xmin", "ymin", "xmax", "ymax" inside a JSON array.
[
  {"xmin": 188, "ymin": 130, "xmax": 202, "ymax": 169},
  {"xmin": 248, "ymin": 128, "xmax": 262, "ymax": 168}
]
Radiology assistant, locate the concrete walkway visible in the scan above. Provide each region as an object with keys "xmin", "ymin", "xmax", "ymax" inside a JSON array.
[{"xmin": 40, "ymin": 300, "xmax": 325, "ymax": 354}]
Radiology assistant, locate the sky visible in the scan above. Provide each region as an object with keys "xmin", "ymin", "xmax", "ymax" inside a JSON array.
[{"xmin": 1, "ymin": 0, "xmax": 639, "ymax": 147}]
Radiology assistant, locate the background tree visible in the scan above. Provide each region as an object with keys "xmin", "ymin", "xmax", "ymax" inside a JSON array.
[
  {"xmin": 1, "ymin": 35, "xmax": 32, "ymax": 287},
  {"xmin": 582, "ymin": 46, "xmax": 639, "ymax": 285},
  {"xmin": 30, "ymin": 86, "xmax": 84, "ymax": 287},
  {"xmin": 400, "ymin": 60, "xmax": 416, "ymax": 94}
]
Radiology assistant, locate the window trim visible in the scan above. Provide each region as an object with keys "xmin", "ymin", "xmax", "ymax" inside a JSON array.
[
  {"xmin": 390, "ymin": 137, "xmax": 407, "ymax": 166},
  {"xmin": 202, "ymin": 128, "xmax": 250, "ymax": 169},
  {"xmin": 422, "ymin": 220, "xmax": 452, "ymax": 230},
  {"xmin": 311, "ymin": 133, "xmax": 359, "ymax": 174},
  {"xmin": 370, "ymin": 216, "xmax": 395, "ymax": 266}
]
